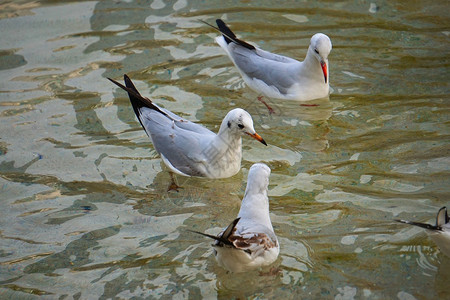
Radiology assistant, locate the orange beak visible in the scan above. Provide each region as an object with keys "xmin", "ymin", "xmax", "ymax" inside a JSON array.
[
  {"xmin": 320, "ymin": 60, "xmax": 327, "ymax": 83},
  {"xmin": 246, "ymin": 132, "xmax": 267, "ymax": 146}
]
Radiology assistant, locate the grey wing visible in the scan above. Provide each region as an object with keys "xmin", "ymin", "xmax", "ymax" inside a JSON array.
[
  {"xmin": 139, "ymin": 107, "xmax": 213, "ymax": 176},
  {"xmin": 158, "ymin": 106, "xmax": 215, "ymax": 136},
  {"xmin": 254, "ymin": 48, "xmax": 300, "ymax": 64},
  {"xmin": 231, "ymin": 45, "xmax": 300, "ymax": 94}
]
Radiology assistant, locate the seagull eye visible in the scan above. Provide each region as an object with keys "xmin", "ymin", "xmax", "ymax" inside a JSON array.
[
  {"xmin": 314, "ymin": 48, "xmax": 319, "ymax": 54},
  {"xmin": 238, "ymin": 124, "xmax": 244, "ymax": 129}
]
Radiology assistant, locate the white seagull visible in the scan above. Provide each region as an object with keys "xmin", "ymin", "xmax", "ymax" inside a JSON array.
[
  {"xmin": 190, "ymin": 163, "xmax": 279, "ymax": 273},
  {"xmin": 204, "ymin": 19, "xmax": 332, "ymax": 105},
  {"xmin": 108, "ymin": 75, "xmax": 267, "ymax": 179},
  {"xmin": 395, "ymin": 206, "xmax": 450, "ymax": 257}
]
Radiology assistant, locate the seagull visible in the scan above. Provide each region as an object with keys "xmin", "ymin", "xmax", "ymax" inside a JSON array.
[
  {"xmin": 190, "ymin": 163, "xmax": 279, "ymax": 273},
  {"xmin": 203, "ymin": 19, "xmax": 332, "ymax": 111},
  {"xmin": 108, "ymin": 75, "xmax": 267, "ymax": 179},
  {"xmin": 395, "ymin": 206, "xmax": 450, "ymax": 257}
]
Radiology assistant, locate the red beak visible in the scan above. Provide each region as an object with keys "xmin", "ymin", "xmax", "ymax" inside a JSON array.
[{"xmin": 320, "ymin": 60, "xmax": 327, "ymax": 83}]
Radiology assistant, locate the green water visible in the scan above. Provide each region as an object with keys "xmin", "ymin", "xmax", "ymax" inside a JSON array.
[{"xmin": 0, "ymin": 0, "xmax": 449, "ymax": 299}]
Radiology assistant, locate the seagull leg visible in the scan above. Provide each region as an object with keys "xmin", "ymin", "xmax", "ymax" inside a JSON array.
[
  {"xmin": 257, "ymin": 96, "xmax": 275, "ymax": 115},
  {"xmin": 167, "ymin": 172, "xmax": 181, "ymax": 192}
]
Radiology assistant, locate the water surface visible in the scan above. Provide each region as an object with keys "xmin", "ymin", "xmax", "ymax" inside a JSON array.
[{"xmin": 0, "ymin": 0, "xmax": 449, "ymax": 299}]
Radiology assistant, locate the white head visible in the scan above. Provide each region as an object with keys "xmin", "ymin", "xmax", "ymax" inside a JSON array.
[
  {"xmin": 220, "ymin": 108, "xmax": 267, "ymax": 145},
  {"xmin": 309, "ymin": 33, "xmax": 332, "ymax": 83},
  {"xmin": 245, "ymin": 163, "xmax": 271, "ymax": 196}
]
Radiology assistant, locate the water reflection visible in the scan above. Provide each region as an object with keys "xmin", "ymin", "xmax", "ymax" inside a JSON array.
[{"xmin": 0, "ymin": 0, "xmax": 449, "ymax": 299}]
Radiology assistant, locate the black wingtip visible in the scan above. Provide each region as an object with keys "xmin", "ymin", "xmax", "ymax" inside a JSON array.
[
  {"xmin": 107, "ymin": 76, "xmax": 122, "ymax": 88},
  {"xmin": 123, "ymin": 74, "xmax": 137, "ymax": 92},
  {"xmin": 189, "ymin": 217, "xmax": 241, "ymax": 247},
  {"xmin": 395, "ymin": 219, "xmax": 438, "ymax": 231},
  {"xmin": 188, "ymin": 229, "xmax": 234, "ymax": 247},
  {"xmin": 396, "ymin": 207, "xmax": 449, "ymax": 231},
  {"xmin": 108, "ymin": 74, "xmax": 144, "ymax": 107},
  {"xmin": 187, "ymin": 229, "xmax": 221, "ymax": 241},
  {"xmin": 108, "ymin": 74, "xmax": 172, "ymax": 124},
  {"xmin": 215, "ymin": 19, "xmax": 255, "ymax": 50},
  {"xmin": 216, "ymin": 19, "xmax": 235, "ymax": 44},
  {"xmin": 221, "ymin": 217, "xmax": 240, "ymax": 240}
]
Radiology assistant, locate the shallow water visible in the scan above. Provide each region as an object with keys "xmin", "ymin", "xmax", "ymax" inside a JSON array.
[{"xmin": 0, "ymin": 0, "xmax": 449, "ymax": 299}]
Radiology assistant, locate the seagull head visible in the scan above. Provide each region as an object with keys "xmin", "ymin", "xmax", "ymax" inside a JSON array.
[
  {"xmin": 243, "ymin": 163, "xmax": 271, "ymax": 197},
  {"xmin": 309, "ymin": 33, "xmax": 332, "ymax": 84},
  {"xmin": 222, "ymin": 108, "xmax": 267, "ymax": 146},
  {"xmin": 248, "ymin": 163, "xmax": 271, "ymax": 187}
]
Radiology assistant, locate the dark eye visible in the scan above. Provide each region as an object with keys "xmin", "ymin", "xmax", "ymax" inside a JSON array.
[
  {"xmin": 314, "ymin": 48, "xmax": 319, "ymax": 54},
  {"xmin": 238, "ymin": 124, "xmax": 244, "ymax": 129}
]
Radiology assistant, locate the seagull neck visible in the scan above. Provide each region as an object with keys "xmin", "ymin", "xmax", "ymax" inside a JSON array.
[
  {"xmin": 213, "ymin": 120, "xmax": 242, "ymax": 151},
  {"xmin": 301, "ymin": 49, "xmax": 328, "ymax": 84},
  {"xmin": 238, "ymin": 188, "xmax": 272, "ymax": 227},
  {"xmin": 215, "ymin": 126, "xmax": 242, "ymax": 151},
  {"xmin": 303, "ymin": 48, "xmax": 320, "ymax": 70}
]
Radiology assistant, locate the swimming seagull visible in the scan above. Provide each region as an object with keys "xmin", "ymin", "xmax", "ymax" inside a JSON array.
[
  {"xmin": 108, "ymin": 75, "xmax": 267, "ymax": 179},
  {"xmin": 202, "ymin": 19, "xmax": 332, "ymax": 111},
  {"xmin": 395, "ymin": 206, "xmax": 450, "ymax": 257},
  {"xmin": 190, "ymin": 163, "xmax": 279, "ymax": 272}
]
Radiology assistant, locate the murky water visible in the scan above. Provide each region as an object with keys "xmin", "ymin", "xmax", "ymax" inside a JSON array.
[{"xmin": 1, "ymin": 0, "xmax": 449, "ymax": 299}]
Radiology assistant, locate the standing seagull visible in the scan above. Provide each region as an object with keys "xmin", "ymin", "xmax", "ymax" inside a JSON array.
[
  {"xmin": 108, "ymin": 75, "xmax": 267, "ymax": 179},
  {"xmin": 190, "ymin": 163, "xmax": 279, "ymax": 273},
  {"xmin": 204, "ymin": 19, "xmax": 332, "ymax": 111},
  {"xmin": 395, "ymin": 206, "xmax": 450, "ymax": 257}
]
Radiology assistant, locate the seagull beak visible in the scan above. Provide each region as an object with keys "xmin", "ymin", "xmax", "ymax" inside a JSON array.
[
  {"xmin": 246, "ymin": 132, "xmax": 267, "ymax": 146},
  {"xmin": 320, "ymin": 60, "xmax": 328, "ymax": 83}
]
